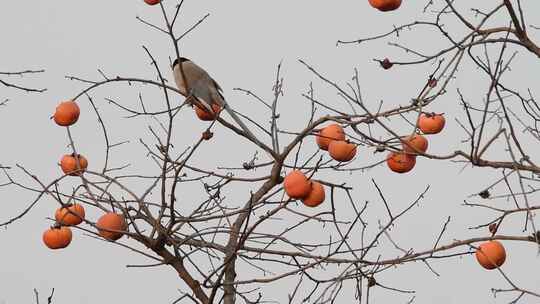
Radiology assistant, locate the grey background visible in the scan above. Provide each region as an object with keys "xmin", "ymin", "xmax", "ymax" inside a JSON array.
[{"xmin": 1, "ymin": 1, "xmax": 540, "ymax": 303}]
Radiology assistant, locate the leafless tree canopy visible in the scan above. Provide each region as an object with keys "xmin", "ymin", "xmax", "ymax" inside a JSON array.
[
  {"xmin": 0, "ymin": 69, "xmax": 45, "ymax": 108},
  {"xmin": 2, "ymin": 1, "xmax": 540, "ymax": 303}
]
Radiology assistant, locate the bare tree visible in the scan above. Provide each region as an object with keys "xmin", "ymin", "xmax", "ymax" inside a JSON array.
[
  {"xmin": 33, "ymin": 288, "xmax": 55, "ymax": 304},
  {"xmin": 1, "ymin": 1, "xmax": 540, "ymax": 303},
  {"xmin": 0, "ymin": 68, "xmax": 45, "ymax": 171},
  {"xmin": 0, "ymin": 69, "xmax": 46, "ymax": 97}
]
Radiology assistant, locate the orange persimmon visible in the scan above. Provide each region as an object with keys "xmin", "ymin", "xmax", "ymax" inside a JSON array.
[
  {"xmin": 60, "ymin": 154, "xmax": 88, "ymax": 176},
  {"xmin": 97, "ymin": 212, "xmax": 127, "ymax": 241},
  {"xmin": 53, "ymin": 100, "xmax": 80, "ymax": 126},
  {"xmin": 328, "ymin": 140, "xmax": 357, "ymax": 162},
  {"xmin": 386, "ymin": 152, "xmax": 416, "ymax": 173},
  {"xmin": 401, "ymin": 134, "xmax": 428, "ymax": 154},
  {"xmin": 55, "ymin": 203, "xmax": 85, "ymax": 226},
  {"xmin": 284, "ymin": 170, "xmax": 311, "ymax": 199},
  {"xmin": 418, "ymin": 113, "xmax": 445, "ymax": 134},
  {"xmin": 43, "ymin": 226, "xmax": 72, "ymax": 249},
  {"xmin": 368, "ymin": 0, "xmax": 402, "ymax": 11},
  {"xmin": 476, "ymin": 240, "xmax": 506, "ymax": 270},
  {"xmin": 302, "ymin": 181, "xmax": 325, "ymax": 207},
  {"xmin": 195, "ymin": 103, "xmax": 222, "ymax": 121},
  {"xmin": 316, "ymin": 124, "xmax": 345, "ymax": 150}
]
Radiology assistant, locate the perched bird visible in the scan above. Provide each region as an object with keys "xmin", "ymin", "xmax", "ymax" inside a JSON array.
[{"xmin": 172, "ymin": 57, "xmax": 255, "ymax": 139}]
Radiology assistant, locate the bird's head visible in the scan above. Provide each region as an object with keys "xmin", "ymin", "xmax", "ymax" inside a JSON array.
[{"xmin": 172, "ymin": 57, "xmax": 190, "ymax": 69}]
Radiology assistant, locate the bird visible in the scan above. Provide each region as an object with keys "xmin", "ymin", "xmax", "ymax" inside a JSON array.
[{"xmin": 172, "ymin": 57, "xmax": 256, "ymax": 139}]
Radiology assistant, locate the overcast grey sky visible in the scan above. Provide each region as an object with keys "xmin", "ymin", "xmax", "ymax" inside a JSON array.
[{"xmin": 1, "ymin": 1, "xmax": 540, "ymax": 303}]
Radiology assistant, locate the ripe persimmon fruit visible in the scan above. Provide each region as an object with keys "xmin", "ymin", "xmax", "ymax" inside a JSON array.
[
  {"xmin": 475, "ymin": 240, "xmax": 506, "ymax": 270},
  {"xmin": 418, "ymin": 113, "xmax": 445, "ymax": 134},
  {"xmin": 386, "ymin": 152, "xmax": 416, "ymax": 173},
  {"xmin": 328, "ymin": 140, "xmax": 357, "ymax": 162},
  {"xmin": 97, "ymin": 212, "xmax": 127, "ymax": 241},
  {"xmin": 284, "ymin": 170, "xmax": 311, "ymax": 199},
  {"xmin": 55, "ymin": 203, "xmax": 85, "ymax": 226},
  {"xmin": 60, "ymin": 154, "xmax": 88, "ymax": 176},
  {"xmin": 316, "ymin": 124, "xmax": 345, "ymax": 150},
  {"xmin": 53, "ymin": 100, "xmax": 80, "ymax": 126},
  {"xmin": 144, "ymin": 0, "xmax": 160, "ymax": 5},
  {"xmin": 401, "ymin": 134, "xmax": 428, "ymax": 154},
  {"xmin": 368, "ymin": 0, "xmax": 402, "ymax": 12},
  {"xmin": 302, "ymin": 181, "xmax": 325, "ymax": 207},
  {"xmin": 195, "ymin": 103, "xmax": 222, "ymax": 121},
  {"xmin": 43, "ymin": 226, "xmax": 72, "ymax": 249}
]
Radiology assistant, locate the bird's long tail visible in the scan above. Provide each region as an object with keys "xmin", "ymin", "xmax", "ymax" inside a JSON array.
[
  {"xmin": 191, "ymin": 86, "xmax": 259, "ymax": 144},
  {"xmin": 221, "ymin": 103, "xmax": 257, "ymax": 141}
]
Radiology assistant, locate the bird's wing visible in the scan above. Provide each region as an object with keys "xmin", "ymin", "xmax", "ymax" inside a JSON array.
[
  {"xmin": 188, "ymin": 61, "xmax": 225, "ymax": 106},
  {"xmin": 177, "ymin": 61, "xmax": 213, "ymax": 109},
  {"xmin": 189, "ymin": 62, "xmax": 256, "ymax": 139},
  {"xmin": 212, "ymin": 78, "xmax": 226, "ymax": 102},
  {"xmin": 212, "ymin": 78, "xmax": 223, "ymax": 92}
]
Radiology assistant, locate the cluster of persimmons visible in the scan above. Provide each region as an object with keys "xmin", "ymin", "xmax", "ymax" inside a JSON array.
[
  {"xmin": 390, "ymin": 113, "xmax": 446, "ymax": 173},
  {"xmin": 280, "ymin": 0, "xmax": 508, "ymax": 272},
  {"xmin": 41, "ymin": 0, "xmax": 508, "ymax": 273},
  {"xmin": 42, "ymin": 101, "xmax": 127, "ymax": 250},
  {"xmin": 281, "ymin": 114, "xmax": 446, "ymax": 211},
  {"xmin": 42, "ymin": 0, "xmax": 169, "ymax": 250},
  {"xmin": 283, "ymin": 118, "xmax": 505, "ymax": 271}
]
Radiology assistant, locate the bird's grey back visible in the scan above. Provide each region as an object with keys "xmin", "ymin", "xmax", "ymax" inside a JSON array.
[{"xmin": 184, "ymin": 60, "xmax": 225, "ymax": 106}]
